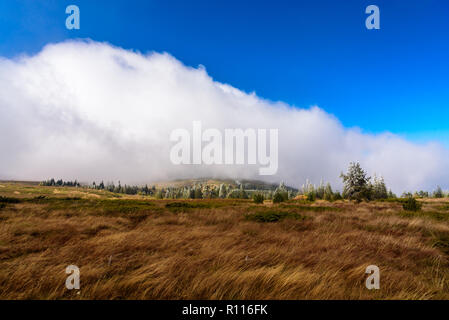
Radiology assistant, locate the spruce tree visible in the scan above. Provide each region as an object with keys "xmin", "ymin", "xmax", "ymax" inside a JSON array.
[{"xmin": 340, "ymin": 162, "xmax": 371, "ymax": 202}]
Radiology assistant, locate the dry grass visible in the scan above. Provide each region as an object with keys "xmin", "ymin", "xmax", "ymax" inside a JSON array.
[{"xmin": 0, "ymin": 182, "xmax": 449, "ymax": 299}]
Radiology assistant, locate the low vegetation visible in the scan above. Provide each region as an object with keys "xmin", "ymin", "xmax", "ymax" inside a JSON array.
[
  {"xmin": 252, "ymin": 193, "xmax": 264, "ymax": 204},
  {"xmin": 402, "ymin": 197, "xmax": 422, "ymax": 212},
  {"xmin": 0, "ymin": 181, "xmax": 449, "ymax": 299}
]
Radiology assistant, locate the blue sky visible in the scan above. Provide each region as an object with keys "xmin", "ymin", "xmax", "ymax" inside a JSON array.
[{"xmin": 1, "ymin": 0, "xmax": 448, "ymax": 143}]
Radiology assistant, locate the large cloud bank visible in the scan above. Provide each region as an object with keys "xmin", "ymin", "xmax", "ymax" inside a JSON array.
[{"xmin": 0, "ymin": 40, "xmax": 448, "ymax": 193}]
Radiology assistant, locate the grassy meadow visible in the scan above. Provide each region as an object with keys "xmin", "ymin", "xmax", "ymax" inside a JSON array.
[{"xmin": 0, "ymin": 181, "xmax": 449, "ymax": 299}]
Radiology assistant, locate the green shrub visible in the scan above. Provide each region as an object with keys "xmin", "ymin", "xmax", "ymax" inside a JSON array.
[
  {"xmin": 402, "ymin": 197, "xmax": 422, "ymax": 212},
  {"xmin": 272, "ymin": 192, "xmax": 285, "ymax": 204},
  {"xmin": 306, "ymin": 191, "xmax": 316, "ymax": 202},
  {"xmin": 245, "ymin": 210, "xmax": 305, "ymax": 222},
  {"xmin": 165, "ymin": 202, "xmax": 194, "ymax": 208},
  {"xmin": 253, "ymin": 193, "xmax": 264, "ymax": 204},
  {"xmin": 0, "ymin": 196, "xmax": 21, "ymax": 204}
]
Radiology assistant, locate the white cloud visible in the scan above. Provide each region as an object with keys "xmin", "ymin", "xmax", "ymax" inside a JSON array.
[{"xmin": 0, "ymin": 39, "xmax": 448, "ymax": 193}]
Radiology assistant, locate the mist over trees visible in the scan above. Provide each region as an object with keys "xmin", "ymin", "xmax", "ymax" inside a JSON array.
[{"xmin": 39, "ymin": 162, "xmax": 447, "ymax": 201}]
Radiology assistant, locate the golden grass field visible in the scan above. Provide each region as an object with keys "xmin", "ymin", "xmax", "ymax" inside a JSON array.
[{"xmin": 0, "ymin": 181, "xmax": 449, "ymax": 299}]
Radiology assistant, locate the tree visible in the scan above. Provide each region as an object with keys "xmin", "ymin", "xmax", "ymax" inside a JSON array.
[
  {"xmin": 218, "ymin": 184, "xmax": 227, "ymax": 198},
  {"xmin": 340, "ymin": 162, "xmax": 371, "ymax": 202},
  {"xmin": 371, "ymin": 175, "xmax": 388, "ymax": 200},
  {"xmin": 332, "ymin": 191, "xmax": 343, "ymax": 201},
  {"xmin": 433, "ymin": 186, "xmax": 444, "ymax": 198},
  {"xmin": 272, "ymin": 192, "xmax": 284, "ymax": 204},
  {"xmin": 302, "ymin": 179, "xmax": 313, "ymax": 195},
  {"xmin": 305, "ymin": 184, "xmax": 316, "ymax": 202},
  {"xmin": 387, "ymin": 189, "xmax": 396, "ymax": 199},
  {"xmin": 323, "ymin": 183, "xmax": 333, "ymax": 201},
  {"xmin": 416, "ymin": 190, "xmax": 429, "ymax": 198},
  {"xmin": 155, "ymin": 190, "xmax": 163, "ymax": 199},
  {"xmin": 238, "ymin": 184, "xmax": 248, "ymax": 199},
  {"xmin": 274, "ymin": 182, "xmax": 288, "ymax": 201},
  {"xmin": 316, "ymin": 180, "xmax": 325, "ymax": 199},
  {"xmin": 194, "ymin": 187, "xmax": 203, "ymax": 199},
  {"xmin": 306, "ymin": 189, "xmax": 316, "ymax": 202}
]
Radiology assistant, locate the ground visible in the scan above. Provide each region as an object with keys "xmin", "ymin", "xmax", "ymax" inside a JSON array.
[{"xmin": 0, "ymin": 181, "xmax": 448, "ymax": 299}]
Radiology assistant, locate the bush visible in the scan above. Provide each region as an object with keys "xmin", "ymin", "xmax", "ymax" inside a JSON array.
[
  {"xmin": 165, "ymin": 202, "xmax": 193, "ymax": 208},
  {"xmin": 245, "ymin": 210, "xmax": 304, "ymax": 223},
  {"xmin": 402, "ymin": 197, "xmax": 422, "ymax": 212},
  {"xmin": 272, "ymin": 192, "xmax": 285, "ymax": 204},
  {"xmin": 306, "ymin": 191, "xmax": 316, "ymax": 202},
  {"xmin": 227, "ymin": 189, "xmax": 249, "ymax": 199},
  {"xmin": 0, "ymin": 196, "xmax": 21, "ymax": 204},
  {"xmin": 433, "ymin": 186, "xmax": 444, "ymax": 198},
  {"xmin": 332, "ymin": 192, "xmax": 343, "ymax": 201},
  {"xmin": 253, "ymin": 193, "xmax": 264, "ymax": 204}
]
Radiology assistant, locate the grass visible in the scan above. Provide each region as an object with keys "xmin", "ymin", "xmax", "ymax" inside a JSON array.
[
  {"xmin": 245, "ymin": 210, "xmax": 308, "ymax": 222},
  {"xmin": 398, "ymin": 210, "xmax": 449, "ymax": 222},
  {"xmin": 0, "ymin": 182, "xmax": 449, "ymax": 299},
  {"xmin": 429, "ymin": 231, "xmax": 449, "ymax": 255}
]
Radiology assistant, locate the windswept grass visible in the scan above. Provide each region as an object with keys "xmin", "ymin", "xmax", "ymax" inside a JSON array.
[{"xmin": 0, "ymin": 182, "xmax": 449, "ymax": 299}]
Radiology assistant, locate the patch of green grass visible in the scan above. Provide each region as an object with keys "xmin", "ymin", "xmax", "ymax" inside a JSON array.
[
  {"xmin": 164, "ymin": 200, "xmax": 242, "ymax": 212},
  {"xmin": 278, "ymin": 204, "xmax": 342, "ymax": 212},
  {"xmin": 397, "ymin": 210, "xmax": 449, "ymax": 222},
  {"xmin": 289, "ymin": 199, "xmax": 313, "ymax": 205},
  {"xmin": 165, "ymin": 202, "xmax": 200, "ymax": 208},
  {"xmin": 92, "ymin": 200, "xmax": 157, "ymax": 215},
  {"xmin": 245, "ymin": 210, "xmax": 307, "ymax": 223},
  {"xmin": 378, "ymin": 198, "xmax": 409, "ymax": 203},
  {"xmin": 0, "ymin": 196, "xmax": 21, "ymax": 204},
  {"xmin": 22, "ymin": 197, "xmax": 159, "ymax": 217},
  {"xmin": 25, "ymin": 197, "xmax": 92, "ymax": 210},
  {"xmin": 164, "ymin": 201, "xmax": 217, "ymax": 213}
]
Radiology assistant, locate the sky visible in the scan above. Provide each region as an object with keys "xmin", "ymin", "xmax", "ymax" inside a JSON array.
[
  {"xmin": 0, "ymin": 0, "xmax": 448, "ymax": 192},
  {"xmin": 1, "ymin": 0, "xmax": 448, "ymax": 136}
]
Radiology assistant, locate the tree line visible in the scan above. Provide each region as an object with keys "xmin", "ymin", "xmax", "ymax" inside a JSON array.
[{"xmin": 39, "ymin": 162, "xmax": 447, "ymax": 202}]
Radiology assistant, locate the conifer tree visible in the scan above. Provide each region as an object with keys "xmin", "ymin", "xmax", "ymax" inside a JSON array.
[{"xmin": 340, "ymin": 162, "xmax": 371, "ymax": 202}]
